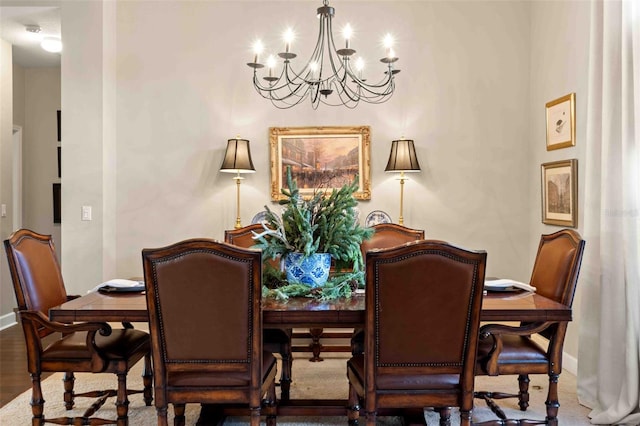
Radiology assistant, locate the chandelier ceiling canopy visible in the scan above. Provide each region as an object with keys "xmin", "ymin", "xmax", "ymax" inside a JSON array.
[{"xmin": 247, "ymin": 0, "xmax": 400, "ymax": 109}]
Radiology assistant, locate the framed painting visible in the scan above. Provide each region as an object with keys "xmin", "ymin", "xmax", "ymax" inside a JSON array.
[
  {"xmin": 269, "ymin": 126, "xmax": 371, "ymax": 201},
  {"xmin": 541, "ymin": 159, "xmax": 577, "ymax": 227},
  {"xmin": 545, "ymin": 93, "xmax": 575, "ymax": 150}
]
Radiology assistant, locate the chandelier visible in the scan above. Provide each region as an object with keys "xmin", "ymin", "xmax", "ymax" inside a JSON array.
[{"xmin": 247, "ymin": 0, "xmax": 400, "ymax": 109}]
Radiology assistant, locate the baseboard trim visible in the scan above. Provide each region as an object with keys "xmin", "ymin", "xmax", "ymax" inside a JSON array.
[
  {"xmin": 563, "ymin": 351, "xmax": 577, "ymax": 376},
  {"xmin": 0, "ymin": 312, "xmax": 17, "ymax": 331}
]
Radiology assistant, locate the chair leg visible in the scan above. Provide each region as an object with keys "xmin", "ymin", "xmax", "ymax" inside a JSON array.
[
  {"xmin": 518, "ymin": 374, "xmax": 530, "ymax": 411},
  {"xmin": 142, "ymin": 353, "xmax": 153, "ymax": 406},
  {"xmin": 438, "ymin": 407, "xmax": 451, "ymax": 426},
  {"xmin": 365, "ymin": 410, "xmax": 377, "ymax": 426},
  {"xmin": 280, "ymin": 343, "xmax": 292, "ymax": 402},
  {"xmin": 265, "ymin": 377, "xmax": 277, "ymax": 426},
  {"xmin": 30, "ymin": 373, "xmax": 45, "ymax": 426},
  {"xmin": 249, "ymin": 406, "xmax": 260, "ymax": 426},
  {"xmin": 115, "ymin": 372, "xmax": 129, "ymax": 426},
  {"xmin": 157, "ymin": 406, "xmax": 169, "ymax": 426},
  {"xmin": 173, "ymin": 403, "xmax": 186, "ymax": 426},
  {"xmin": 347, "ymin": 383, "xmax": 360, "ymax": 426},
  {"xmin": 62, "ymin": 371, "xmax": 75, "ymax": 410},
  {"xmin": 545, "ymin": 372, "xmax": 560, "ymax": 426},
  {"xmin": 460, "ymin": 409, "xmax": 472, "ymax": 426}
]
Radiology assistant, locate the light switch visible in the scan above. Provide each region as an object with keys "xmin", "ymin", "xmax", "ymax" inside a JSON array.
[
  {"xmin": 81, "ymin": 205, "xmax": 92, "ymax": 221},
  {"xmin": 1, "ymin": 204, "xmax": 6, "ymax": 217}
]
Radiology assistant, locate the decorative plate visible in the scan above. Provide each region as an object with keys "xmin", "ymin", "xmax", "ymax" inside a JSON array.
[
  {"xmin": 251, "ymin": 210, "xmax": 268, "ymax": 224},
  {"xmin": 365, "ymin": 210, "xmax": 392, "ymax": 227}
]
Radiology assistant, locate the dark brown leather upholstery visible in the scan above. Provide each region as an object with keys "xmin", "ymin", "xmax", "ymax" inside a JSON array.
[
  {"xmin": 347, "ymin": 240, "xmax": 486, "ymax": 426},
  {"xmin": 475, "ymin": 229, "xmax": 585, "ymax": 426},
  {"xmin": 351, "ymin": 223, "xmax": 425, "ymax": 355},
  {"xmin": 225, "ymin": 224, "xmax": 293, "ymax": 401},
  {"xmin": 359, "ymin": 222, "xmax": 425, "ymax": 261},
  {"xmin": 4, "ymin": 228, "xmax": 152, "ymax": 426},
  {"xmin": 142, "ymin": 238, "xmax": 277, "ymax": 426}
]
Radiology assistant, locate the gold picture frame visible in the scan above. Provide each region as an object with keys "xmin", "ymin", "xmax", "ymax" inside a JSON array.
[
  {"xmin": 545, "ymin": 93, "xmax": 576, "ymax": 150},
  {"xmin": 541, "ymin": 159, "xmax": 578, "ymax": 227},
  {"xmin": 269, "ymin": 126, "xmax": 371, "ymax": 201}
]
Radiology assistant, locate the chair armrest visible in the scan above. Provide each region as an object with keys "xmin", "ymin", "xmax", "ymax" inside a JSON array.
[
  {"xmin": 19, "ymin": 310, "xmax": 113, "ymax": 372},
  {"xmin": 478, "ymin": 321, "xmax": 556, "ymax": 376},
  {"xmin": 18, "ymin": 310, "xmax": 112, "ymax": 336}
]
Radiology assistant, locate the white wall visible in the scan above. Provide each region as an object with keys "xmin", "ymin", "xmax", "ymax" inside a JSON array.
[
  {"xmin": 60, "ymin": 0, "xmax": 533, "ymax": 297},
  {"xmin": 0, "ymin": 0, "xmax": 595, "ymax": 364},
  {"xmin": 22, "ymin": 67, "xmax": 61, "ymax": 254},
  {"xmin": 0, "ymin": 60, "xmax": 61, "ymax": 325},
  {"xmin": 529, "ymin": 1, "xmax": 591, "ymax": 364},
  {"xmin": 0, "ymin": 39, "xmax": 14, "ymax": 325}
]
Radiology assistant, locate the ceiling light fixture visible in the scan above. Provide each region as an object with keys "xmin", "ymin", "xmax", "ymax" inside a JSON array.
[
  {"xmin": 25, "ymin": 25, "xmax": 42, "ymax": 34},
  {"xmin": 247, "ymin": 0, "xmax": 400, "ymax": 109},
  {"xmin": 41, "ymin": 37, "xmax": 62, "ymax": 53}
]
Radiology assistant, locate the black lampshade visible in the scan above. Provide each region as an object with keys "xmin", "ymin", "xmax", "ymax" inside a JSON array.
[
  {"xmin": 385, "ymin": 139, "xmax": 421, "ymax": 172},
  {"xmin": 220, "ymin": 138, "xmax": 256, "ymax": 173}
]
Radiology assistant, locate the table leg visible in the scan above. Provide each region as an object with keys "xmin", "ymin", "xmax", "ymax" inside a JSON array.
[{"xmin": 309, "ymin": 328, "xmax": 324, "ymax": 362}]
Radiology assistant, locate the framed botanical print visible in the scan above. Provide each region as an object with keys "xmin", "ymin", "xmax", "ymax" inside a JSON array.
[
  {"xmin": 541, "ymin": 159, "xmax": 578, "ymax": 227},
  {"xmin": 545, "ymin": 93, "xmax": 575, "ymax": 150}
]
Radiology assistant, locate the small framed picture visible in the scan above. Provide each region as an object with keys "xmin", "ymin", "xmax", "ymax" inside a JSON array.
[
  {"xmin": 545, "ymin": 93, "xmax": 575, "ymax": 150},
  {"xmin": 53, "ymin": 183, "xmax": 61, "ymax": 224},
  {"xmin": 541, "ymin": 159, "xmax": 577, "ymax": 227},
  {"xmin": 57, "ymin": 147, "xmax": 61, "ymax": 178},
  {"xmin": 57, "ymin": 110, "xmax": 61, "ymax": 142}
]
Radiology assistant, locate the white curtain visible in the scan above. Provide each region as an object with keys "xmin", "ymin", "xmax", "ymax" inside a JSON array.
[{"xmin": 577, "ymin": 0, "xmax": 640, "ymax": 425}]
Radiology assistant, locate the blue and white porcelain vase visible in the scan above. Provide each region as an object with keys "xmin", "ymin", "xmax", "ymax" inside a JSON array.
[{"xmin": 284, "ymin": 253, "xmax": 331, "ymax": 288}]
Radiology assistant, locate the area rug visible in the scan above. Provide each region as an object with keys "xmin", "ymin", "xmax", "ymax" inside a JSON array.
[{"xmin": 0, "ymin": 354, "xmax": 591, "ymax": 425}]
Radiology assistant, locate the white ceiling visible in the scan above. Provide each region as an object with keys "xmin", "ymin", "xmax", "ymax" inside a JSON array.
[{"xmin": 0, "ymin": 6, "xmax": 61, "ymax": 67}]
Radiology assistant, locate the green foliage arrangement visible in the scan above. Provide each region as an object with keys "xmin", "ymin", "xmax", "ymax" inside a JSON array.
[{"xmin": 253, "ymin": 167, "xmax": 373, "ymax": 300}]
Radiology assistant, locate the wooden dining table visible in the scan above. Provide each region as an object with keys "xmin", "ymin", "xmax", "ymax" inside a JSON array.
[{"xmin": 49, "ymin": 290, "xmax": 572, "ymax": 423}]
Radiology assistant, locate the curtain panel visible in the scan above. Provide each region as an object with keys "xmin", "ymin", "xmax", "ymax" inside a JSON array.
[{"xmin": 577, "ymin": 1, "xmax": 640, "ymax": 424}]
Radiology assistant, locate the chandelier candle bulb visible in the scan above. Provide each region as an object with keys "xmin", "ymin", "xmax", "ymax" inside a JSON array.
[{"xmin": 284, "ymin": 28, "xmax": 294, "ymax": 53}]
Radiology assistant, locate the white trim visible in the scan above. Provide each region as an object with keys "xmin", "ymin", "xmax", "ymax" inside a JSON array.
[
  {"xmin": 563, "ymin": 350, "xmax": 578, "ymax": 376},
  {"xmin": 0, "ymin": 312, "xmax": 17, "ymax": 331},
  {"xmin": 532, "ymin": 334, "xmax": 578, "ymax": 376}
]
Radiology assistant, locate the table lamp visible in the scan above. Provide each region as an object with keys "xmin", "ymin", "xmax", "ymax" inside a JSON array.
[
  {"xmin": 220, "ymin": 137, "xmax": 255, "ymax": 229},
  {"xmin": 385, "ymin": 138, "xmax": 421, "ymax": 225}
]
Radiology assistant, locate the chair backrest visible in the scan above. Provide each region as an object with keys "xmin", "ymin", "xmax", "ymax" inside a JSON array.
[
  {"xmin": 360, "ymin": 223, "xmax": 424, "ymax": 260},
  {"xmin": 142, "ymin": 239, "xmax": 262, "ymax": 387},
  {"xmin": 224, "ymin": 223, "xmax": 263, "ymax": 249},
  {"xmin": 4, "ymin": 229, "xmax": 67, "ymax": 338},
  {"xmin": 529, "ymin": 229, "xmax": 585, "ymax": 307},
  {"xmin": 226, "ymin": 224, "xmax": 281, "ymax": 270},
  {"xmin": 365, "ymin": 240, "xmax": 486, "ymax": 397}
]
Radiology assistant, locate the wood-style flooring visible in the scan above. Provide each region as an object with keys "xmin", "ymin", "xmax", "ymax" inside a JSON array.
[{"xmin": 0, "ymin": 325, "xmax": 53, "ymax": 408}]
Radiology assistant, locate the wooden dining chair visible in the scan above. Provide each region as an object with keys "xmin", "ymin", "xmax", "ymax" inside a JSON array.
[
  {"xmin": 142, "ymin": 238, "xmax": 277, "ymax": 426},
  {"xmin": 350, "ymin": 222, "xmax": 425, "ymax": 355},
  {"xmin": 475, "ymin": 229, "xmax": 585, "ymax": 426},
  {"xmin": 225, "ymin": 224, "xmax": 293, "ymax": 401},
  {"xmin": 4, "ymin": 228, "xmax": 152, "ymax": 426},
  {"xmin": 347, "ymin": 240, "xmax": 487, "ymax": 426}
]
